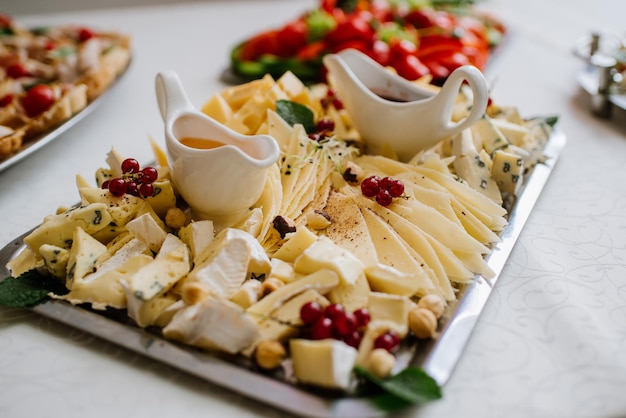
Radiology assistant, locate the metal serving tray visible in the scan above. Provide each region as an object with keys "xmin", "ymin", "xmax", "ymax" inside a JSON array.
[{"xmin": 0, "ymin": 129, "xmax": 566, "ymax": 418}]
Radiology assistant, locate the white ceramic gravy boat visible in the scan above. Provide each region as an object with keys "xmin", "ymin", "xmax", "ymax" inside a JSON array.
[
  {"xmin": 155, "ymin": 71, "xmax": 279, "ymax": 222},
  {"xmin": 323, "ymin": 49, "xmax": 489, "ymax": 161}
]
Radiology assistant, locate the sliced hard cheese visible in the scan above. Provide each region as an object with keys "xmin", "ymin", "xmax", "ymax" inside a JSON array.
[
  {"xmin": 272, "ymin": 226, "xmax": 318, "ymax": 263},
  {"xmin": 178, "ymin": 220, "xmax": 215, "ymax": 265},
  {"xmin": 294, "ymin": 236, "xmax": 365, "ymax": 285},
  {"xmin": 367, "ymin": 292, "xmax": 411, "ymax": 338},
  {"xmin": 126, "ymin": 212, "xmax": 168, "ymax": 253},
  {"xmin": 247, "ymin": 268, "xmax": 339, "ymax": 317},
  {"xmin": 290, "ymin": 338, "xmax": 357, "ymax": 390},
  {"xmin": 255, "ymin": 289, "xmax": 329, "ymax": 344}
]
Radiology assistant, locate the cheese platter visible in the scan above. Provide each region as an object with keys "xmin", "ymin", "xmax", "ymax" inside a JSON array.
[{"xmin": 0, "ymin": 59, "xmax": 565, "ymax": 416}]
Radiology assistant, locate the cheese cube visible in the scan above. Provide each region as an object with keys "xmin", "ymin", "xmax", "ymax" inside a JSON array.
[
  {"xmin": 290, "ymin": 339, "xmax": 357, "ymax": 390},
  {"xmin": 294, "ymin": 236, "xmax": 365, "ymax": 285}
]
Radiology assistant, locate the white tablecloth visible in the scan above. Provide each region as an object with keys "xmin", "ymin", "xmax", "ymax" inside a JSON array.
[{"xmin": 1, "ymin": 1, "xmax": 625, "ymax": 418}]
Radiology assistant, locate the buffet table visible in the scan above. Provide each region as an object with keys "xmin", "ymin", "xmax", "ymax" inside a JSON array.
[{"xmin": 1, "ymin": 1, "xmax": 625, "ymax": 418}]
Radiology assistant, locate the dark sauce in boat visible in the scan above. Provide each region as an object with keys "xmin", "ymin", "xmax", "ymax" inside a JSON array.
[{"xmin": 370, "ymin": 89, "xmax": 410, "ymax": 102}]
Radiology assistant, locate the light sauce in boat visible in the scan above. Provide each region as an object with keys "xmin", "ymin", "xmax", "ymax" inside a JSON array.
[{"xmin": 179, "ymin": 137, "xmax": 225, "ymax": 149}]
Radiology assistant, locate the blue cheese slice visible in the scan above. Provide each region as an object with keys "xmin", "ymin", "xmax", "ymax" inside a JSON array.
[
  {"xmin": 491, "ymin": 149, "xmax": 525, "ymax": 195},
  {"xmin": 40, "ymin": 247, "xmax": 66, "ymax": 278},
  {"xmin": 24, "ymin": 203, "xmax": 112, "ymax": 254},
  {"xmin": 128, "ymin": 234, "xmax": 190, "ymax": 301},
  {"xmin": 65, "ymin": 227, "xmax": 106, "ymax": 287}
]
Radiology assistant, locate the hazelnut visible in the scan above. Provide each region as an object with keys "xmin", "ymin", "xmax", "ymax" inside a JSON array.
[
  {"xmin": 255, "ymin": 340, "xmax": 286, "ymax": 370},
  {"xmin": 165, "ymin": 207, "xmax": 187, "ymax": 229},
  {"xmin": 181, "ymin": 281, "xmax": 211, "ymax": 305},
  {"xmin": 260, "ymin": 277, "xmax": 284, "ymax": 297},
  {"xmin": 367, "ymin": 348, "xmax": 396, "ymax": 379},
  {"xmin": 272, "ymin": 215, "xmax": 296, "ymax": 238},
  {"xmin": 417, "ymin": 294, "xmax": 446, "ymax": 319},
  {"xmin": 408, "ymin": 307, "xmax": 438, "ymax": 339}
]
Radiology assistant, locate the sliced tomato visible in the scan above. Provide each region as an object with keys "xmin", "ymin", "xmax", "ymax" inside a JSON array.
[
  {"xmin": 276, "ymin": 20, "xmax": 308, "ymax": 57},
  {"xmin": 325, "ymin": 14, "xmax": 374, "ymax": 45},
  {"xmin": 391, "ymin": 53, "xmax": 430, "ymax": 80},
  {"xmin": 21, "ymin": 84, "xmax": 55, "ymax": 118},
  {"xmin": 239, "ymin": 30, "xmax": 281, "ymax": 61},
  {"xmin": 296, "ymin": 40, "xmax": 327, "ymax": 61}
]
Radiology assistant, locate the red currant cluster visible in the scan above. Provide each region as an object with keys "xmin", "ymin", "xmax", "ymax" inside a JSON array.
[
  {"xmin": 320, "ymin": 88, "xmax": 344, "ymax": 110},
  {"xmin": 299, "ymin": 301, "xmax": 402, "ymax": 353},
  {"xmin": 308, "ymin": 118, "xmax": 336, "ymax": 142},
  {"xmin": 360, "ymin": 175, "xmax": 405, "ymax": 206},
  {"xmin": 300, "ymin": 301, "xmax": 371, "ymax": 349},
  {"xmin": 101, "ymin": 158, "xmax": 158, "ymax": 198}
]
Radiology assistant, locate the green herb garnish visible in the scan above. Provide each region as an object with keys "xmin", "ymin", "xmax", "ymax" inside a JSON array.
[
  {"xmin": 0, "ymin": 269, "xmax": 67, "ymax": 308},
  {"xmin": 354, "ymin": 365, "xmax": 442, "ymax": 410},
  {"xmin": 275, "ymin": 99, "xmax": 316, "ymax": 133}
]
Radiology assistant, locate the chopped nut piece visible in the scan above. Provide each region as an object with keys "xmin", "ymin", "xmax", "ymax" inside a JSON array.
[
  {"xmin": 260, "ymin": 277, "xmax": 285, "ymax": 297},
  {"xmin": 342, "ymin": 161, "xmax": 364, "ymax": 184},
  {"xmin": 417, "ymin": 294, "xmax": 446, "ymax": 319},
  {"xmin": 181, "ymin": 281, "xmax": 211, "ymax": 305},
  {"xmin": 255, "ymin": 339, "xmax": 286, "ymax": 370},
  {"xmin": 306, "ymin": 210, "xmax": 332, "ymax": 230},
  {"xmin": 408, "ymin": 307, "xmax": 438, "ymax": 339},
  {"xmin": 165, "ymin": 207, "xmax": 187, "ymax": 229},
  {"xmin": 272, "ymin": 215, "xmax": 296, "ymax": 238},
  {"xmin": 367, "ymin": 348, "xmax": 395, "ymax": 378}
]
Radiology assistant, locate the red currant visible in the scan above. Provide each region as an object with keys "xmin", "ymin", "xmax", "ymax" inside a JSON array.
[
  {"xmin": 379, "ymin": 176, "xmax": 394, "ymax": 190},
  {"xmin": 316, "ymin": 118, "xmax": 335, "ymax": 132},
  {"xmin": 140, "ymin": 166, "xmax": 158, "ymax": 184},
  {"xmin": 101, "ymin": 180, "xmax": 110, "ymax": 189},
  {"xmin": 126, "ymin": 181, "xmax": 139, "ymax": 196},
  {"xmin": 324, "ymin": 303, "xmax": 345, "ymax": 320},
  {"xmin": 388, "ymin": 179, "xmax": 405, "ymax": 197},
  {"xmin": 332, "ymin": 310, "xmax": 357, "ymax": 338},
  {"xmin": 107, "ymin": 178, "xmax": 127, "ymax": 197},
  {"xmin": 360, "ymin": 175, "xmax": 380, "ymax": 197},
  {"xmin": 376, "ymin": 189, "xmax": 393, "ymax": 206},
  {"xmin": 311, "ymin": 317, "xmax": 333, "ymax": 340},
  {"xmin": 343, "ymin": 330, "xmax": 362, "ymax": 348},
  {"xmin": 121, "ymin": 158, "xmax": 140, "ymax": 174},
  {"xmin": 353, "ymin": 308, "xmax": 371, "ymax": 328},
  {"xmin": 373, "ymin": 330, "xmax": 401, "ymax": 353},
  {"xmin": 300, "ymin": 301, "xmax": 324, "ymax": 325},
  {"xmin": 332, "ymin": 98, "xmax": 344, "ymax": 110},
  {"xmin": 139, "ymin": 183, "xmax": 154, "ymax": 198}
]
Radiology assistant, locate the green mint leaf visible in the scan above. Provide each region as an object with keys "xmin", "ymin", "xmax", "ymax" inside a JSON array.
[
  {"xmin": 275, "ymin": 99, "xmax": 316, "ymax": 133},
  {"xmin": 354, "ymin": 365, "xmax": 442, "ymax": 406},
  {"xmin": 0, "ymin": 269, "xmax": 67, "ymax": 308}
]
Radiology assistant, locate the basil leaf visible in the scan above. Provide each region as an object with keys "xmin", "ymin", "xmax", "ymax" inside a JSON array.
[
  {"xmin": 0, "ymin": 269, "xmax": 67, "ymax": 308},
  {"xmin": 354, "ymin": 365, "xmax": 442, "ymax": 405},
  {"xmin": 275, "ymin": 99, "xmax": 316, "ymax": 133}
]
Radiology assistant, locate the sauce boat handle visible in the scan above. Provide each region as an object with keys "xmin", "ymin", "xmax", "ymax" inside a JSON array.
[{"xmin": 436, "ymin": 65, "xmax": 489, "ymax": 137}]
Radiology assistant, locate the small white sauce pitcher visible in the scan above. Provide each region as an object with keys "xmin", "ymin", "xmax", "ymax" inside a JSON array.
[
  {"xmin": 155, "ymin": 71, "xmax": 279, "ymax": 222},
  {"xmin": 323, "ymin": 49, "xmax": 489, "ymax": 161}
]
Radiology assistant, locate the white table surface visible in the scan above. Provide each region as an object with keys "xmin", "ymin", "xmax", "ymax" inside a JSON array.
[{"xmin": 1, "ymin": 1, "xmax": 626, "ymax": 417}]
